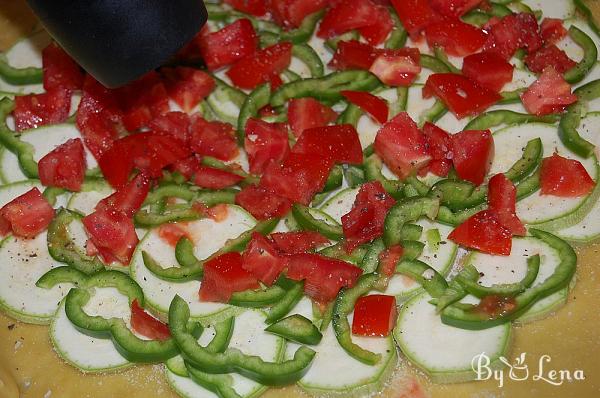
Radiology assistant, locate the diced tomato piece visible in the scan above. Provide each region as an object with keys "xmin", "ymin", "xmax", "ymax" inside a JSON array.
[
  {"xmin": 193, "ymin": 166, "xmax": 244, "ymax": 189},
  {"xmin": 292, "ymin": 124, "xmax": 363, "ymax": 165},
  {"xmin": 391, "ymin": 0, "xmax": 439, "ymax": 37},
  {"xmin": 170, "ymin": 156, "xmax": 201, "ymax": 180},
  {"xmin": 199, "ymin": 252, "xmax": 260, "ymax": 302},
  {"xmin": 421, "ymin": 122, "xmax": 452, "ymax": 177},
  {"xmin": 341, "ymin": 181, "xmax": 396, "ymax": 252},
  {"xmin": 148, "ymin": 111, "xmax": 192, "ymax": 145},
  {"xmin": 244, "ymin": 118, "xmax": 290, "ymax": 174},
  {"xmin": 374, "ymin": 112, "xmax": 431, "ymax": 179},
  {"xmin": 241, "ymin": 232, "xmax": 287, "ymax": 285},
  {"xmin": 423, "ymin": 73, "xmax": 501, "ymax": 119},
  {"xmin": 13, "ymin": 88, "xmax": 71, "ymax": 132},
  {"xmin": 130, "ymin": 299, "xmax": 171, "ymax": 340},
  {"xmin": 329, "ymin": 40, "xmax": 380, "ymax": 71},
  {"xmin": 341, "ymin": 90, "xmax": 388, "ymax": 124},
  {"xmin": 540, "ymin": 153, "xmax": 595, "ymax": 197},
  {"xmin": 462, "ymin": 52, "xmax": 514, "ymax": 93},
  {"xmin": 487, "ymin": 174, "xmax": 526, "ymax": 236},
  {"xmin": 369, "ymin": 50, "xmax": 421, "ymax": 87},
  {"xmin": 352, "ymin": 294, "xmax": 397, "ymax": 336},
  {"xmin": 378, "ymin": 245, "xmax": 403, "ymax": 277},
  {"xmin": 269, "ymin": 0, "xmax": 328, "ymax": 29},
  {"xmin": 0, "ymin": 188, "xmax": 54, "ymax": 238},
  {"xmin": 317, "ymin": 0, "xmax": 380, "ymax": 39},
  {"xmin": 226, "ymin": 42, "xmax": 293, "ymax": 90},
  {"xmin": 260, "ymin": 152, "xmax": 333, "ymax": 205},
  {"xmin": 483, "ymin": 12, "xmax": 543, "ymax": 60},
  {"xmin": 235, "ymin": 184, "xmax": 292, "ymax": 220},
  {"xmin": 448, "ymin": 210, "xmax": 512, "ymax": 255},
  {"xmin": 38, "ymin": 138, "xmax": 86, "ymax": 191},
  {"xmin": 158, "ymin": 223, "xmax": 191, "ymax": 248},
  {"xmin": 286, "ymin": 253, "xmax": 363, "ymax": 303},
  {"xmin": 117, "ymin": 72, "xmax": 170, "ymax": 132},
  {"xmin": 224, "ymin": 0, "xmax": 267, "ymax": 16},
  {"xmin": 198, "ymin": 19, "xmax": 258, "ymax": 70},
  {"xmin": 358, "ymin": 4, "xmax": 394, "ymax": 45},
  {"xmin": 429, "ymin": 0, "xmax": 482, "ymax": 17},
  {"xmin": 287, "ymin": 98, "xmax": 337, "ymax": 138},
  {"xmin": 425, "ymin": 18, "xmax": 487, "ymax": 57},
  {"xmin": 189, "ymin": 116, "xmax": 239, "ymax": 161},
  {"xmin": 82, "ymin": 208, "xmax": 139, "ymax": 264},
  {"xmin": 524, "ymin": 45, "xmax": 577, "ymax": 74},
  {"xmin": 162, "ymin": 67, "xmax": 215, "ymax": 112},
  {"xmin": 270, "ymin": 231, "xmax": 329, "ymax": 254},
  {"xmin": 451, "ymin": 129, "xmax": 494, "ymax": 186},
  {"xmin": 42, "ymin": 42, "xmax": 84, "ymax": 91},
  {"xmin": 540, "ymin": 18, "xmax": 568, "ymax": 45},
  {"xmin": 520, "ymin": 67, "xmax": 578, "ymax": 116}
]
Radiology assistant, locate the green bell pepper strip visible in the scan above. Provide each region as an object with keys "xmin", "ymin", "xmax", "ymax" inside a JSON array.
[
  {"xmin": 316, "ymin": 302, "xmax": 334, "ymax": 332},
  {"xmin": 259, "ymin": 31, "xmax": 279, "ymax": 48},
  {"xmin": 214, "ymin": 77, "xmax": 247, "ymax": 108},
  {"xmin": 195, "ymin": 190, "xmax": 238, "ymax": 207},
  {"xmin": 434, "ymin": 277, "xmax": 471, "ymax": 313},
  {"xmin": 462, "ymin": 10, "xmax": 491, "ymax": 26},
  {"xmin": 169, "ymin": 295, "xmax": 316, "ymax": 385},
  {"xmin": 292, "ymin": 204, "xmax": 344, "ymax": 240},
  {"xmin": 42, "ymin": 187, "xmax": 66, "ymax": 206},
  {"xmin": 0, "ymin": 98, "xmax": 38, "ymax": 178},
  {"xmin": 337, "ymin": 103, "xmax": 363, "ymax": 126},
  {"xmin": 419, "ymin": 100, "xmax": 447, "ymax": 126},
  {"xmin": 395, "ymin": 259, "xmax": 448, "ymax": 298},
  {"xmin": 464, "ymin": 110, "xmax": 559, "ymax": 130},
  {"xmin": 322, "ymin": 164, "xmax": 344, "ymax": 192},
  {"xmin": 343, "ymin": 165, "xmax": 366, "ymax": 188},
  {"xmin": 185, "ymin": 363, "xmax": 243, "ymax": 398},
  {"xmin": 176, "ymin": 236, "xmax": 200, "ymax": 267},
  {"xmin": 332, "ymin": 273, "xmax": 382, "ymax": 365},
  {"xmin": 283, "ymin": 69, "xmax": 302, "ymax": 83},
  {"xmin": 420, "ymin": 54, "xmax": 452, "ymax": 73},
  {"xmin": 0, "ymin": 54, "xmax": 43, "ymax": 85},
  {"xmin": 270, "ymin": 71, "xmax": 381, "ymax": 107},
  {"xmin": 574, "ymin": 0, "xmax": 600, "ymax": 38},
  {"xmin": 318, "ymin": 242, "xmax": 368, "ymax": 264},
  {"xmin": 142, "ymin": 251, "xmax": 203, "ymax": 282},
  {"xmin": 310, "ymin": 191, "xmax": 330, "ymax": 207},
  {"xmin": 385, "ymin": 8, "xmax": 408, "ymax": 49},
  {"xmin": 238, "ymin": 83, "xmax": 271, "ymax": 144},
  {"xmin": 433, "ymin": 47, "xmax": 461, "ymax": 74},
  {"xmin": 47, "ymin": 209, "xmax": 105, "ymax": 275},
  {"xmin": 516, "ymin": 166, "xmax": 541, "ymax": 201},
  {"xmin": 280, "ymin": 10, "xmax": 324, "ymax": 44},
  {"xmin": 498, "ymin": 88, "xmax": 525, "ymax": 105},
  {"xmin": 564, "ymin": 26, "xmax": 597, "ymax": 84},
  {"xmin": 441, "ymin": 229, "xmax": 576, "ymax": 330},
  {"xmin": 214, "ymin": 218, "xmax": 280, "ymax": 255},
  {"xmin": 228, "ymin": 285, "xmax": 287, "ymax": 308},
  {"xmin": 390, "ymin": 86, "xmax": 409, "ymax": 117},
  {"xmin": 265, "ymin": 314, "xmax": 323, "ymax": 345},
  {"xmin": 458, "ymin": 255, "xmax": 540, "ymax": 298},
  {"xmin": 134, "ymin": 206, "xmax": 205, "ymax": 227},
  {"xmin": 359, "ymin": 238, "xmax": 385, "ymax": 273},
  {"xmin": 266, "ymin": 278, "xmax": 304, "ymax": 324},
  {"xmin": 36, "ymin": 266, "xmax": 89, "ymax": 289},
  {"xmin": 202, "ymin": 156, "xmax": 259, "ymax": 185},
  {"xmin": 435, "ymin": 204, "xmax": 484, "ymax": 226},
  {"xmin": 292, "ymin": 44, "xmax": 324, "ymax": 78},
  {"xmin": 324, "ymin": 30, "xmax": 359, "ymax": 52},
  {"xmin": 363, "ymin": 154, "xmax": 404, "ymax": 199},
  {"xmin": 401, "ymin": 240, "xmax": 426, "ymax": 260},
  {"xmin": 383, "ymin": 196, "xmax": 440, "ymax": 247},
  {"xmin": 143, "ymin": 184, "xmax": 198, "ymax": 206},
  {"xmin": 405, "ymin": 176, "xmax": 430, "ymax": 196}
]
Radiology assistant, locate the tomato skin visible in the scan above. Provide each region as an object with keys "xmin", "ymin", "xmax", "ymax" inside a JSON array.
[
  {"xmin": 358, "ymin": 3, "xmax": 394, "ymax": 45},
  {"xmin": 329, "ymin": 40, "xmax": 380, "ymax": 71},
  {"xmin": 270, "ymin": 231, "xmax": 329, "ymax": 254},
  {"xmin": 82, "ymin": 208, "xmax": 139, "ymax": 265},
  {"xmin": 341, "ymin": 90, "xmax": 388, "ymax": 124},
  {"xmin": 378, "ymin": 245, "xmax": 403, "ymax": 277},
  {"xmin": 421, "ymin": 122, "xmax": 452, "ymax": 177},
  {"xmin": 520, "ymin": 67, "xmax": 577, "ymax": 116},
  {"xmin": 269, "ymin": 0, "xmax": 328, "ymax": 29},
  {"xmin": 224, "ymin": 0, "xmax": 268, "ymax": 16},
  {"xmin": 317, "ymin": 0, "xmax": 380, "ymax": 39},
  {"xmin": 391, "ymin": 0, "xmax": 439, "ymax": 37},
  {"xmin": 199, "ymin": 252, "xmax": 260, "ymax": 303},
  {"xmin": 147, "ymin": 111, "xmax": 192, "ymax": 145},
  {"xmin": 483, "ymin": 13, "xmax": 543, "ymax": 60},
  {"xmin": 130, "ymin": 299, "xmax": 171, "ymax": 340},
  {"xmin": 540, "ymin": 154, "xmax": 595, "ymax": 197},
  {"xmin": 117, "ymin": 72, "xmax": 170, "ymax": 132},
  {"xmin": 42, "ymin": 42, "xmax": 84, "ymax": 91},
  {"xmin": 425, "ymin": 18, "xmax": 487, "ymax": 57},
  {"xmin": 189, "ymin": 116, "xmax": 239, "ymax": 161},
  {"xmin": 352, "ymin": 294, "xmax": 397, "ymax": 337},
  {"xmin": 193, "ymin": 166, "xmax": 244, "ymax": 189},
  {"xmin": 448, "ymin": 210, "xmax": 512, "ymax": 255},
  {"xmin": 462, "ymin": 52, "xmax": 514, "ymax": 93},
  {"xmin": 487, "ymin": 174, "xmax": 526, "ymax": 236},
  {"xmin": 374, "ymin": 112, "xmax": 431, "ymax": 179},
  {"xmin": 241, "ymin": 232, "xmax": 287, "ymax": 285},
  {"xmin": 198, "ymin": 19, "xmax": 258, "ymax": 70},
  {"xmin": 38, "ymin": 138, "xmax": 86, "ymax": 192},
  {"xmin": 524, "ymin": 45, "xmax": 577, "ymax": 74},
  {"xmin": 244, "ymin": 118, "xmax": 290, "ymax": 174},
  {"xmin": 13, "ymin": 88, "xmax": 71, "ymax": 132},
  {"xmin": 341, "ymin": 181, "xmax": 396, "ymax": 252},
  {"xmin": 162, "ymin": 67, "xmax": 215, "ymax": 113},
  {"xmin": 369, "ymin": 51, "xmax": 421, "ymax": 87},
  {"xmin": 451, "ymin": 129, "xmax": 494, "ymax": 186},
  {"xmin": 540, "ymin": 18, "xmax": 568, "ymax": 45},
  {"xmin": 235, "ymin": 184, "xmax": 292, "ymax": 220},
  {"xmin": 429, "ymin": 0, "xmax": 482, "ymax": 17},
  {"xmin": 287, "ymin": 98, "xmax": 337, "ymax": 138},
  {"xmin": 292, "ymin": 124, "xmax": 363, "ymax": 165},
  {"xmin": 170, "ymin": 156, "xmax": 202, "ymax": 180},
  {"xmin": 0, "ymin": 188, "xmax": 54, "ymax": 238},
  {"xmin": 226, "ymin": 42, "xmax": 293, "ymax": 90}
]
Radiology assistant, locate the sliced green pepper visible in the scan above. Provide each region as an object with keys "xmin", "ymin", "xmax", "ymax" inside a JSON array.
[
  {"xmin": 383, "ymin": 196, "xmax": 440, "ymax": 247},
  {"xmin": 175, "ymin": 236, "xmax": 200, "ymax": 267},
  {"xmin": 0, "ymin": 98, "xmax": 38, "ymax": 178},
  {"xmin": 280, "ymin": 11, "xmax": 323, "ymax": 44},
  {"xmin": 36, "ymin": 266, "xmax": 89, "ymax": 289},
  {"xmin": 420, "ymin": 54, "xmax": 451, "ymax": 73},
  {"xmin": 142, "ymin": 251, "xmax": 203, "ymax": 282},
  {"xmin": 464, "ymin": 110, "xmax": 559, "ymax": 131},
  {"xmin": 292, "ymin": 204, "xmax": 344, "ymax": 240},
  {"xmin": 292, "ymin": 44, "xmax": 324, "ymax": 78},
  {"xmin": 265, "ymin": 314, "xmax": 322, "ymax": 345},
  {"xmin": 266, "ymin": 278, "xmax": 304, "ymax": 324},
  {"xmin": 238, "ymin": 83, "xmax": 271, "ymax": 144},
  {"xmin": 228, "ymin": 285, "xmax": 287, "ymax": 308},
  {"xmin": 363, "ymin": 154, "xmax": 404, "ymax": 199},
  {"xmin": 0, "ymin": 54, "xmax": 43, "ymax": 85},
  {"xmin": 395, "ymin": 259, "xmax": 448, "ymax": 298},
  {"xmin": 343, "ymin": 164, "xmax": 366, "ymax": 188},
  {"xmin": 564, "ymin": 26, "xmax": 597, "ymax": 84},
  {"xmin": 385, "ymin": 8, "xmax": 408, "ymax": 50}
]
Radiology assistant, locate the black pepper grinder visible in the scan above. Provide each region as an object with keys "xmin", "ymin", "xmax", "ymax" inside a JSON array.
[{"xmin": 26, "ymin": 0, "xmax": 208, "ymax": 88}]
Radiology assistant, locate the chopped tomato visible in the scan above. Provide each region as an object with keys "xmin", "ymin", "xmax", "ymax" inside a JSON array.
[
  {"xmin": 520, "ymin": 67, "xmax": 577, "ymax": 116},
  {"xmin": 425, "ymin": 18, "xmax": 487, "ymax": 57},
  {"xmin": 193, "ymin": 166, "xmax": 244, "ymax": 189},
  {"xmin": 241, "ymin": 232, "xmax": 287, "ymax": 285},
  {"xmin": 540, "ymin": 153, "xmax": 595, "ymax": 197},
  {"xmin": 374, "ymin": 112, "xmax": 431, "ymax": 179},
  {"xmin": 170, "ymin": 156, "xmax": 202, "ymax": 180},
  {"xmin": 317, "ymin": 0, "xmax": 380, "ymax": 39},
  {"xmin": 286, "ymin": 253, "xmax": 363, "ymax": 303},
  {"xmin": 226, "ymin": 42, "xmax": 293, "ymax": 90},
  {"xmin": 451, "ymin": 129, "xmax": 494, "ymax": 186},
  {"xmin": 199, "ymin": 252, "xmax": 260, "ymax": 302},
  {"xmin": 260, "ymin": 152, "xmax": 333, "ymax": 205},
  {"xmin": 148, "ymin": 111, "xmax": 192, "ymax": 145},
  {"xmin": 449, "ymin": 210, "xmax": 512, "ymax": 255},
  {"xmin": 421, "ymin": 122, "xmax": 452, "ymax": 177},
  {"xmin": 342, "ymin": 181, "xmax": 396, "ymax": 252},
  {"xmin": 378, "ymin": 245, "xmax": 403, "ymax": 277},
  {"xmin": 358, "ymin": 3, "xmax": 394, "ymax": 45},
  {"xmin": 82, "ymin": 208, "xmax": 139, "ymax": 264},
  {"xmin": 189, "ymin": 116, "xmax": 239, "ymax": 161},
  {"xmin": 329, "ymin": 40, "xmax": 380, "ymax": 71},
  {"xmin": 269, "ymin": 0, "xmax": 329, "ymax": 29},
  {"xmin": 198, "ymin": 18, "xmax": 258, "ymax": 70},
  {"xmin": 235, "ymin": 184, "xmax": 292, "ymax": 220},
  {"xmin": 162, "ymin": 67, "xmax": 215, "ymax": 112},
  {"xmin": 130, "ymin": 299, "xmax": 171, "ymax": 340},
  {"xmin": 0, "ymin": 188, "xmax": 54, "ymax": 238},
  {"xmin": 270, "ymin": 231, "xmax": 329, "ymax": 254},
  {"xmin": 540, "ymin": 18, "xmax": 568, "ymax": 45},
  {"xmin": 524, "ymin": 45, "xmax": 577, "ymax": 74},
  {"xmin": 483, "ymin": 12, "xmax": 543, "ymax": 60},
  {"xmin": 42, "ymin": 42, "xmax": 84, "ymax": 91},
  {"xmin": 117, "ymin": 72, "xmax": 170, "ymax": 132},
  {"xmin": 461, "ymin": 51, "xmax": 514, "ymax": 93},
  {"xmin": 244, "ymin": 118, "xmax": 290, "ymax": 174},
  {"xmin": 369, "ymin": 50, "xmax": 421, "ymax": 87},
  {"xmin": 429, "ymin": 0, "xmax": 482, "ymax": 17},
  {"xmin": 38, "ymin": 138, "xmax": 86, "ymax": 192},
  {"xmin": 292, "ymin": 124, "xmax": 363, "ymax": 165},
  {"xmin": 391, "ymin": 0, "xmax": 439, "ymax": 37},
  {"xmin": 487, "ymin": 174, "xmax": 526, "ymax": 236},
  {"xmin": 287, "ymin": 98, "xmax": 337, "ymax": 138},
  {"xmin": 423, "ymin": 73, "xmax": 501, "ymax": 119},
  {"xmin": 341, "ymin": 90, "xmax": 388, "ymax": 124},
  {"xmin": 224, "ymin": 0, "xmax": 267, "ymax": 16},
  {"xmin": 352, "ymin": 294, "xmax": 397, "ymax": 337},
  {"xmin": 13, "ymin": 88, "xmax": 71, "ymax": 132},
  {"xmin": 158, "ymin": 223, "xmax": 191, "ymax": 248}
]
